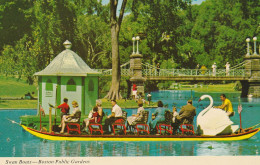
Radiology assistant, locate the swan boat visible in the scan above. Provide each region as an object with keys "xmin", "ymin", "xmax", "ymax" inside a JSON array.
[
  {"xmin": 18, "ymin": 94, "xmax": 260, "ymax": 141},
  {"xmin": 20, "ymin": 125, "xmax": 260, "ymax": 142}
]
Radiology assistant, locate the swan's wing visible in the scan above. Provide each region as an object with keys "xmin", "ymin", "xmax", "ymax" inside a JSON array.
[{"xmin": 197, "ymin": 108, "xmax": 233, "ymax": 135}]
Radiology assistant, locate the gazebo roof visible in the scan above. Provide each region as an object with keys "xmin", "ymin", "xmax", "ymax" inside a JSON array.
[{"xmin": 34, "ymin": 40, "xmax": 101, "ymax": 76}]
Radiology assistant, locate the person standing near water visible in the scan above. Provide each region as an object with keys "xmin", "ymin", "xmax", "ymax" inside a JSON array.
[
  {"xmin": 132, "ymin": 83, "xmax": 137, "ymax": 99},
  {"xmin": 147, "ymin": 92, "xmax": 152, "ymax": 105}
]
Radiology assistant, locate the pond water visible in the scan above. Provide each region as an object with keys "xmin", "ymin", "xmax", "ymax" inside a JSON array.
[{"xmin": 0, "ymin": 90, "xmax": 259, "ymax": 157}]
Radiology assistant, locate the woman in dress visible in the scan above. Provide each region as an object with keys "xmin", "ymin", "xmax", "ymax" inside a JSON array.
[
  {"xmin": 127, "ymin": 100, "xmax": 144, "ymax": 131},
  {"xmin": 60, "ymin": 101, "xmax": 81, "ymax": 134}
]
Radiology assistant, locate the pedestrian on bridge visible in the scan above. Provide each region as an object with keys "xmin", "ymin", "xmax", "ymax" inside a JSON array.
[
  {"xmin": 196, "ymin": 64, "xmax": 200, "ymax": 75},
  {"xmin": 212, "ymin": 62, "xmax": 217, "ymax": 76},
  {"xmin": 200, "ymin": 65, "xmax": 207, "ymax": 75},
  {"xmin": 225, "ymin": 62, "xmax": 230, "ymax": 76},
  {"xmin": 157, "ymin": 63, "xmax": 160, "ymax": 76}
]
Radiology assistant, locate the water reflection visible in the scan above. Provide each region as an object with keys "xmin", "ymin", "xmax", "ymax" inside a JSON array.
[
  {"xmin": 17, "ymin": 140, "xmax": 197, "ymax": 157},
  {"xmin": 197, "ymin": 141, "xmax": 240, "ymax": 156},
  {"xmin": 16, "ymin": 137, "xmax": 259, "ymax": 157}
]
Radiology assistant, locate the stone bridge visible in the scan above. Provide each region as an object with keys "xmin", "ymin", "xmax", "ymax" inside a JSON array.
[{"xmin": 95, "ymin": 37, "xmax": 260, "ymax": 97}]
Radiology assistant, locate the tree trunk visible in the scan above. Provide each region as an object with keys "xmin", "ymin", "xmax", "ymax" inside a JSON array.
[
  {"xmin": 105, "ymin": 0, "xmax": 127, "ymax": 100},
  {"xmin": 105, "ymin": 24, "xmax": 122, "ymax": 100}
]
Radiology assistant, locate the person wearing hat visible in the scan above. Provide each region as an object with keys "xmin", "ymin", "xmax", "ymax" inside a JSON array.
[
  {"xmin": 176, "ymin": 100, "xmax": 196, "ymax": 124},
  {"xmin": 212, "ymin": 62, "xmax": 217, "ymax": 76},
  {"xmin": 225, "ymin": 62, "xmax": 230, "ymax": 76}
]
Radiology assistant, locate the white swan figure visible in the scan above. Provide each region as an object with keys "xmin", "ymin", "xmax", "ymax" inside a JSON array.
[{"xmin": 197, "ymin": 95, "xmax": 239, "ymax": 136}]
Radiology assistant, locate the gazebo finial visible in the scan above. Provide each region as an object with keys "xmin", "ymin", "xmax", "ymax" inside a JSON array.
[{"xmin": 63, "ymin": 40, "xmax": 72, "ymax": 49}]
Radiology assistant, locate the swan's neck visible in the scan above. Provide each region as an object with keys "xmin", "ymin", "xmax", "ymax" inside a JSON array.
[{"xmin": 202, "ymin": 95, "xmax": 214, "ymax": 116}]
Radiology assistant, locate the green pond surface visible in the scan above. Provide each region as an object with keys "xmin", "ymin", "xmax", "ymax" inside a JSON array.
[{"xmin": 0, "ymin": 90, "xmax": 259, "ymax": 157}]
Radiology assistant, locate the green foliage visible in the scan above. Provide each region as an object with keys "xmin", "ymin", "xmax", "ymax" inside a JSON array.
[
  {"xmin": 191, "ymin": 0, "xmax": 259, "ymax": 68},
  {"xmin": 99, "ymin": 76, "xmax": 112, "ymax": 98},
  {"xmin": 0, "ymin": 0, "xmax": 259, "ymax": 93},
  {"xmin": 0, "ymin": 0, "xmax": 33, "ymax": 50}
]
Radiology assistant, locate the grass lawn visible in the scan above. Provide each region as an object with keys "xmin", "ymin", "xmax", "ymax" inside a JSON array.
[
  {"xmin": 178, "ymin": 83, "xmax": 240, "ymax": 93},
  {"xmin": 0, "ymin": 100, "xmax": 37, "ymax": 109},
  {"xmin": 0, "ymin": 76, "xmax": 37, "ymax": 98}
]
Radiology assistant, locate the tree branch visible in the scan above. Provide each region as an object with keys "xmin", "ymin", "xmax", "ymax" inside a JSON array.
[
  {"xmin": 110, "ymin": 0, "xmax": 118, "ymax": 26},
  {"xmin": 118, "ymin": 0, "xmax": 128, "ymax": 27}
]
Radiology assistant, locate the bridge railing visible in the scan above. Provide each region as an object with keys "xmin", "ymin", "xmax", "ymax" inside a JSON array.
[
  {"xmin": 94, "ymin": 69, "xmax": 131, "ymax": 76},
  {"xmin": 143, "ymin": 69, "xmax": 249, "ymax": 77},
  {"xmin": 95, "ymin": 68, "xmax": 250, "ymax": 77}
]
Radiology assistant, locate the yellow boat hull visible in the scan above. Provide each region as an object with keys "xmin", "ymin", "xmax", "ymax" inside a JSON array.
[{"xmin": 21, "ymin": 125, "xmax": 260, "ymax": 142}]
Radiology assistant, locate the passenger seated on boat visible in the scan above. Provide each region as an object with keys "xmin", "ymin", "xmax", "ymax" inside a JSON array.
[
  {"xmin": 82, "ymin": 99, "xmax": 103, "ymax": 130},
  {"xmin": 103, "ymin": 100, "xmax": 123, "ymax": 134},
  {"xmin": 96, "ymin": 99, "xmax": 103, "ymax": 119},
  {"xmin": 176, "ymin": 100, "xmax": 196, "ymax": 124},
  {"xmin": 127, "ymin": 100, "xmax": 144, "ymax": 131},
  {"xmin": 149, "ymin": 101, "xmax": 168, "ymax": 134},
  {"xmin": 171, "ymin": 106, "xmax": 180, "ymax": 134},
  {"xmin": 132, "ymin": 110, "xmax": 149, "ymax": 134},
  {"xmin": 60, "ymin": 101, "xmax": 81, "ymax": 134},
  {"xmin": 83, "ymin": 106, "xmax": 101, "ymax": 132}
]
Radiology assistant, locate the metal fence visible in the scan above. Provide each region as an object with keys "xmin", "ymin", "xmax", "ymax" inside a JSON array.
[
  {"xmin": 95, "ymin": 68, "xmax": 249, "ymax": 77},
  {"xmin": 142, "ymin": 69, "xmax": 248, "ymax": 77}
]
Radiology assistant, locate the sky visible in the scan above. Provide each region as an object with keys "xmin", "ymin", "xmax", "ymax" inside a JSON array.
[{"xmin": 192, "ymin": 0, "xmax": 205, "ymax": 5}]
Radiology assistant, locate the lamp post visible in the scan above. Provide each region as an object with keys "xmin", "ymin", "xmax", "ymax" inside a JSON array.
[
  {"xmin": 246, "ymin": 38, "xmax": 250, "ymax": 56},
  {"xmin": 132, "ymin": 37, "xmax": 136, "ymax": 54},
  {"xmin": 253, "ymin": 37, "xmax": 258, "ymax": 55},
  {"xmin": 136, "ymin": 36, "xmax": 140, "ymax": 54}
]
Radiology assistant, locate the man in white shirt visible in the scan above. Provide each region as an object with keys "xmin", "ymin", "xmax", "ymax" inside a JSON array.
[{"xmin": 104, "ymin": 100, "xmax": 123, "ymax": 133}]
